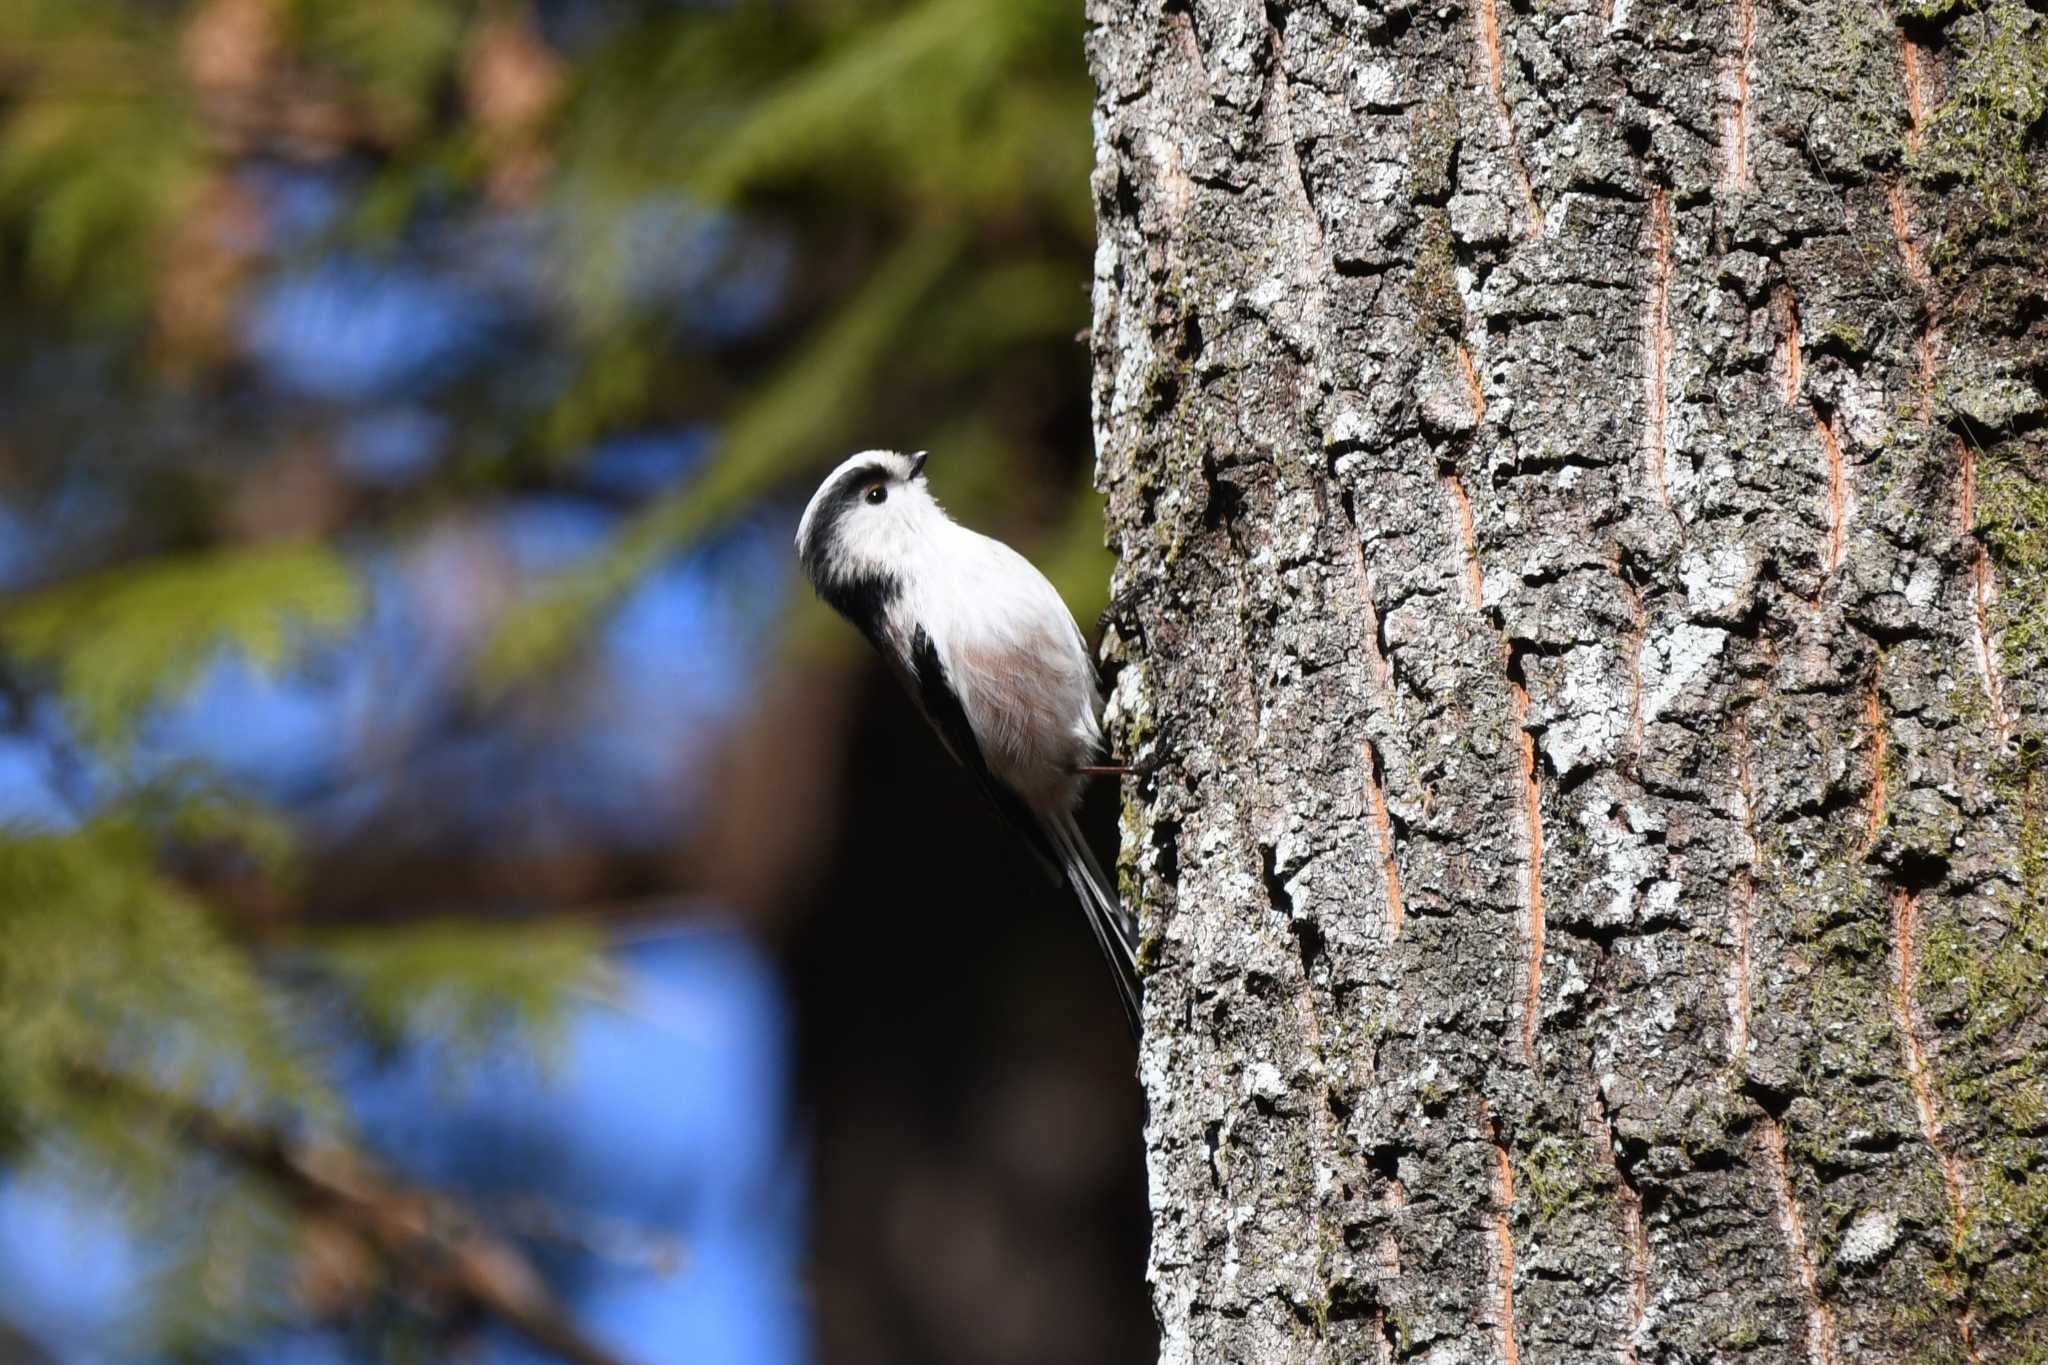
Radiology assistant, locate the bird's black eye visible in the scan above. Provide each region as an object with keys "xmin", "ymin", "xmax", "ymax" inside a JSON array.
[{"xmin": 864, "ymin": 484, "xmax": 888, "ymax": 505}]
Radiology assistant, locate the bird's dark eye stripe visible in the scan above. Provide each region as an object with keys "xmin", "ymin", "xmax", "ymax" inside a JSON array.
[{"xmin": 824, "ymin": 462, "xmax": 891, "ymax": 507}]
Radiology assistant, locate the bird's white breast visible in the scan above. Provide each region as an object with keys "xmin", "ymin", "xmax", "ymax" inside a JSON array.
[{"xmin": 892, "ymin": 522, "xmax": 1100, "ymax": 811}]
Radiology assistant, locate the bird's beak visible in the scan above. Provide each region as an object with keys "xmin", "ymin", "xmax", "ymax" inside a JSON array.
[{"xmin": 908, "ymin": 450, "xmax": 929, "ymax": 479}]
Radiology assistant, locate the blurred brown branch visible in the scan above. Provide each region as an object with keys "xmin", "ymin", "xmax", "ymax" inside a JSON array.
[
  {"xmin": 67, "ymin": 1063, "xmax": 643, "ymax": 1365},
  {"xmin": 490, "ymin": 1194, "xmax": 687, "ymax": 1277},
  {"xmin": 0, "ymin": 1320, "xmax": 57, "ymax": 1365}
]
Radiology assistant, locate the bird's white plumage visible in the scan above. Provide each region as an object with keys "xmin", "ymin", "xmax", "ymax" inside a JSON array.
[
  {"xmin": 795, "ymin": 449, "xmax": 1136, "ymax": 1030},
  {"xmin": 797, "ymin": 449, "xmax": 1100, "ymax": 809},
  {"xmin": 911, "ymin": 528, "xmax": 1101, "ymax": 808}
]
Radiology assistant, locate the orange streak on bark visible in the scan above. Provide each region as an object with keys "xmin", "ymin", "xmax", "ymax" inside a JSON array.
[
  {"xmin": 1961, "ymin": 1312, "xmax": 1986, "ymax": 1365},
  {"xmin": 1757, "ymin": 1113, "xmax": 1837, "ymax": 1365},
  {"xmin": 1511, "ymin": 674, "xmax": 1544, "ymax": 1058},
  {"xmin": 1864, "ymin": 663, "xmax": 1887, "ymax": 850},
  {"xmin": 1959, "ymin": 441, "xmax": 2010, "ymax": 738},
  {"xmin": 1888, "ymin": 170, "xmax": 1939, "ymax": 424},
  {"xmin": 1472, "ymin": 0, "xmax": 1542, "ymax": 240},
  {"xmin": 1900, "ymin": 31, "xmax": 1926, "ymax": 156},
  {"xmin": 1482, "ymin": 1104, "xmax": 1522, "ymax": 1365},
  {"xmin": 1457, "ymin": 343, "xmax": 1487, "ymax": 424},
  {"xmin": 1352, "ymin": 538, "xmax": 1391, "ymax": 689},
  {"xmin": 1891, "ymin": 888, "xmax": 1968, "ymax": 1228},
  {"xmin": 1365, "ymin": 742, "xmax": 1405, "ymax": 940},
  {"xmin": 1642, "ymin": 191, "xmax": 1674, "ymax": 513},
  {"xmin": 1444, "ymin": 472, "xmax": 1485, "ymax": 609},
  {"xmin": 1473, "ymin": 0, "xmax": 1507, "ymax": 115},
  {"xmin": 1969, "ymin": 546, "xmax": 2011, "ymax": 739},
  {"xmin": 1957, "ymin": 436, "xmax": 1977, "ymax": 532},
  {"xmin": 1889, "ymin": 181, "xmax": 1930, "ymax": 294},
  {"xmin": 1816, "ymin": 413, "xmax": 1847, "ymax": 575},
  {"xmin": 1588, "ymin": 1084, "xmax": 1649, "ymax": 1364},
  {"xmin": 1780, "ymin": 287, "xmax": 1803, "ymax": 405},
  {"xmin": 1722, "ymin": 0, "xmax": 1754, "ymax": 191},
  {"xmin": 1890, "ymin": 888, "xmax": 1985, "ymax": 1361}
]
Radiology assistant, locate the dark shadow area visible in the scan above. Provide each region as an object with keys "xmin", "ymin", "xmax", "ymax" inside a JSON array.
[{"xmin": 788, "ymin": 670, "xmax": 1153, "ymax": 1365}]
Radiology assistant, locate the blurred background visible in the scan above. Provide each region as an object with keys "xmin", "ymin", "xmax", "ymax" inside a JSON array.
[{"xmin": 0, "ymin": 2, "xmax": 1150, "ymax": 1362}]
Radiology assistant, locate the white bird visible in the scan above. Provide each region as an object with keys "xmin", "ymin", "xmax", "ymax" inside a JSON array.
[{"xmin": 795, "ymin": 449, "xmax": 1139, "ymax": 1033}]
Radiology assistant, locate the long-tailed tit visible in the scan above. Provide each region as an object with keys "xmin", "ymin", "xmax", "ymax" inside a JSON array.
[{"xmin": 796, "ymin": 450, "xmax": 1139, "ymax": 1033}]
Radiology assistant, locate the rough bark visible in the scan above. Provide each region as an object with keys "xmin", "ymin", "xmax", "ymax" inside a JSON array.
[{"xmin": 1086, "ymin": 1, "xmax": 2048, "ymax": 1362}]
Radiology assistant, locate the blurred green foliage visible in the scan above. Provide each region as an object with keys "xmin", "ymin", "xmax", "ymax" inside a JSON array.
[
  {"xmin": 1, "ymin": 543, "xmax": 362, "ymax": 750},
  {"xmin": 0, "ymin": 0, "xmax": 1101, "ymax": 1351},
  {"xmin": 0, "ymin": 816, "xmax": 328, "ymax": 1135},
  {"xmin": 495, "ymin": 0, "xmax": 1103, "ymax": 676},
  {"xmin": 317, "ymin": 916, "xmax": 611, "ymax": 1062},
  {"xmin": 0, "ymin": 2, "xmax": 206, "ymax": 319}
]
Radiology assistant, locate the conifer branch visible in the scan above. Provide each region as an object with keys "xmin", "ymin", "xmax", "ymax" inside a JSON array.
[{"xmin": 67, "ymin": 1063, "xmax": 643, "ymax": 1365}]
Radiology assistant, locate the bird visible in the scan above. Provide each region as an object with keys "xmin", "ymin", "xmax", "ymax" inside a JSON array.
[{"xmin": 795, "ymin": 449, "xmax": 1140, "ymax": 1035}]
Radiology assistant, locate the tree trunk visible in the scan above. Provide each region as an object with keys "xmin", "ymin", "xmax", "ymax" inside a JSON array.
[{"xmin": 1086, "ymin": 1, "xmax": 2047, "ymax": 1361}]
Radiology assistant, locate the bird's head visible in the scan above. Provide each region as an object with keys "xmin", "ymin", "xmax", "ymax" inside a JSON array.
[{"xmin": 795, "ymin": 449, "xmax": 940, "ymax": 597}]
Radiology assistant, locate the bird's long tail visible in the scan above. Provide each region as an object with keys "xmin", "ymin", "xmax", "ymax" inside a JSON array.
[{"xmin": 1042, "ymin": 808, "xmax": 1142, "ymax": 1038}]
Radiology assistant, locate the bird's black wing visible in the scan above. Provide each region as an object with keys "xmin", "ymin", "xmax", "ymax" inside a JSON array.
[
  {"xmin": 907, "ymin": 627, "xmax": 1141, "ymax": 1037},
  {"xmin": 906, "ymin": 627, "xmax": 1060, "ymax": 870}
]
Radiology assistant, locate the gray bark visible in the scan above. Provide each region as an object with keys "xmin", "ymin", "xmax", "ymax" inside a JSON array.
[{"xmin": 1086, "ymin": 1, "xmax": 2048, "ymax": 1362}]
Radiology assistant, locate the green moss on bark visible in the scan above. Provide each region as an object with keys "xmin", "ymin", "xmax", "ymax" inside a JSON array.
[
  {"xmin": 1978, "ymin": 445, "xmax": 2048, "ymax": 673},
  {"xmin": 1914, "ymin": 1, "xmax": 2048, "ymax": 251}
]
